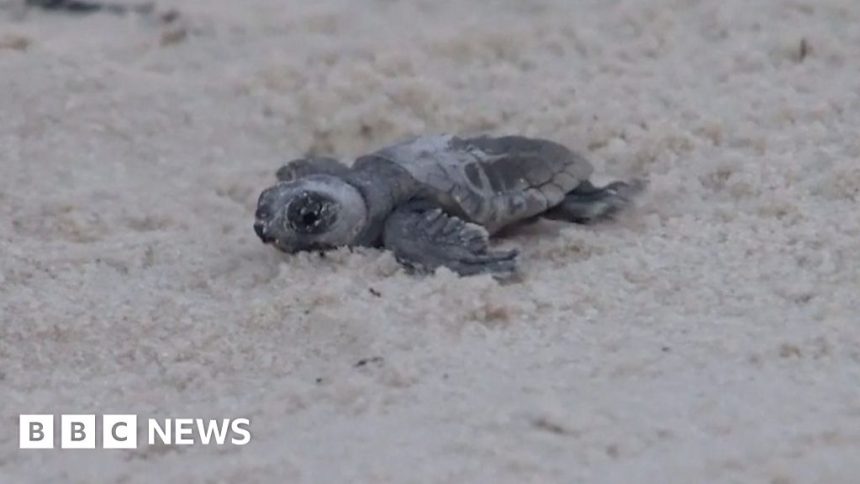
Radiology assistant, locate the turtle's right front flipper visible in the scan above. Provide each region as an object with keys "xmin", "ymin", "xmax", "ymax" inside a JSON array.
[{"xmin": 383, "ymin": 202, "xmax": 518, "ymax": 277}]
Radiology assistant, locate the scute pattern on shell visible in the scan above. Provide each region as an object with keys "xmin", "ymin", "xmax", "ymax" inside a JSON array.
[{"xmin": 371, "ymin": 135, "xmax": 593, "ymax": 233}]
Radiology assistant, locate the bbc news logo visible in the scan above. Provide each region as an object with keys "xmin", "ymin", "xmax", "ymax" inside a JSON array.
[{"xmin": 20, "ymin": 415, "xmax": 251, "ymax": 449}]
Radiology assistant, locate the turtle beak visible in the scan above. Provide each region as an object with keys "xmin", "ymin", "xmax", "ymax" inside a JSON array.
[{"xmin": 254, "ymin": 220, "xmax": 273, "ymax": 243}]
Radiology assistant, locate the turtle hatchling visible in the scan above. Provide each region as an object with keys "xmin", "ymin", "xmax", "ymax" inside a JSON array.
[{"xmin": 254, "ymin": 135, "xmax": 642, "ymax": 277}]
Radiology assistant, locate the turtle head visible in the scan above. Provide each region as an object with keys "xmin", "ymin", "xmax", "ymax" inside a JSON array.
[{"xmin": 254, "ymin": 175, "xmax": 368, "ymax": 253}]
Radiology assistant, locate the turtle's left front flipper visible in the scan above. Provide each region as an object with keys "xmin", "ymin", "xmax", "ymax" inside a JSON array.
[
  {"xmin": 383, "ymin": 202, "xmax": 518, "ymax": 277},
  {"xmin": 276, "ymin": 157, "xmax": 351, "ymax": 182},
  {"xmin": 27, "ymin": 0, "xmax": 153, "ymax": 14}
]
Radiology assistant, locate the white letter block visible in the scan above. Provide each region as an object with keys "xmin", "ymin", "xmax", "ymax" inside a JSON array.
[
  {"xmin": 61, "ymin": 414, "xmax": 95, "ymax": 449},
  {"xmin": 103, "ymin": 415, "xmax": 138, "ymax": 449},
  {"xmin": 19, "ymin": 415, "xmax": 54, "ymax": 449}
]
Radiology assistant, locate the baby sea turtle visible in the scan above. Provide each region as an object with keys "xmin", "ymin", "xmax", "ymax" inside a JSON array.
[{"xmin": 254, "ymin": 134, "xmax": 642, "ymax": 277}]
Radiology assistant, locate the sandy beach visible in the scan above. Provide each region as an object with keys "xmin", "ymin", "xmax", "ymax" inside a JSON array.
[{"xmin": 1, "ymin": 0, "xmax": 859, "ymax": 482}]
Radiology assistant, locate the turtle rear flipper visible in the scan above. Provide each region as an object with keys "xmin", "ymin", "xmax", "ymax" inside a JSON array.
[
  {"xmin": 383, "ymin": 201, "xmax": 518, "ymax": 278},
  {"xmin": 544, "ymin": 179, "xmax": 645, "ymax": 224}
]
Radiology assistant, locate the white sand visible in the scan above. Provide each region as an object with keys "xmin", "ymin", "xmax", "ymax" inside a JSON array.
[{"xmin": 1, "ymin": 0, "xmax": 859, "ymax": 482}]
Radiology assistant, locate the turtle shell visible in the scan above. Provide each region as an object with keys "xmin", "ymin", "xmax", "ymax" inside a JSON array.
[{"xmin": 367, "ymin": 134, "xmax": 593, "ymax": 233}]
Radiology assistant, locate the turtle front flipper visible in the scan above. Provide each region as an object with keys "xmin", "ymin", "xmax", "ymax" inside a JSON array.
[
  {"xmin": 544, "ymin": 179, "xmax": 645, "ymax": 224},
  {"xmin": 383, "ymin": 201, "xmax": 519, "ymax": 278},
  {"xmin": 276, "ymin": 157, "xmax": 351, "ymax": 182}
]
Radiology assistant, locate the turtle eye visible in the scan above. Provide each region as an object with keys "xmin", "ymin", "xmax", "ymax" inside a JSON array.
[
  {"xmin": 285, "ymin": 192, "xmax": 335, "ymax": 234},
  {"xmin": 300, "ymin": 210, "xmax": 319, "ymax": 226}
]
